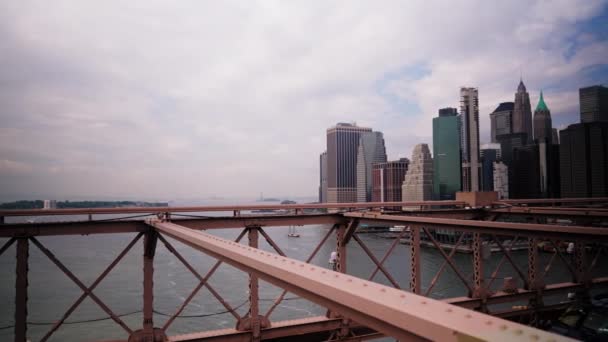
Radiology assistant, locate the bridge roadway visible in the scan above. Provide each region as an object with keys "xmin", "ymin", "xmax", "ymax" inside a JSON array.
[{"xmin": 2, "ymin": 197, "xmax": 607, "ymax": 341}]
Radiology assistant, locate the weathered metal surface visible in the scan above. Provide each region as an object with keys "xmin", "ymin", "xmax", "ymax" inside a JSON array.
[
  {"xmin": 15, "ymin": 238, "xmax": 28, "ymax": 342},
  {"xmin": 491, "ymin": 206, "xmax": 608, "ymax": 217},
  {"xmin": 148, "ymin": 220, "xmax": 570, "ymax": 342},
  {"xmin": 495, "ymin": 197, "xmax": 608, "ymax": 206},
  {"xmin": 344, "ymin": 212, "xmax": 608, "ymax": 240}
]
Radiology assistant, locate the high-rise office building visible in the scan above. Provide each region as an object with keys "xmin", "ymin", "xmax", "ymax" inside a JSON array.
[
  {"xmin": 319, "ymin": 151, "xmax": 328, "ymax": 203},
  {"xmin": 513, "ymin": 79, "xmax": 533, "ymax": 139},
  {"xmin": 560, "ymin": 122, "xmax": 608, "ymax": 197},
  {"xmin": 493, "ymin": 162, "xmax": 509, "ymax": 199},
  {"xmin": 327, "ymin": 123, "xmax": 373, "ymax": 203},
  {"xmin": 510, "ymin": 145, "xmax": 541, "ymax": 199},
  {"xmin": 402, "ymin": 144, "xmax": 433, "ymax": 208},
  {"xmin": 533, "ymin": 91, "xmax": 552, "ymax": 143},
  {"xmin": 372, "ymin": 158, "xmax": 409, "ymax": 206},
  {"xmin": 497, "ymin": 132, "xmax": 528, "ymax": 167},
  {"xmin": 356, "ymin": 132, "xmax": 387, "ymax": 202},
  {"xmin": 433, "ymin": 108, "xmax": 461, "ymax": 200},
  {"xmin": 480, "ymin": 143, "xmax": 501, "ymax": 192},
  {"xmin": 580, "ymin": 85, "xmax": 608, "ymax": 123},
  {"xmin": 460, "ymin": 87, "xmax": 481, "ymax": 192},
  {"xmin": 489, "ymin": 102, "xmax": 514, "ymax": 143}
]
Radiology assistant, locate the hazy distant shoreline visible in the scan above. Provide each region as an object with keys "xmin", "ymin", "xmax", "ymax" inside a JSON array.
[{"xmin": 0, "ymin": 200, "xmax": 169, "ymax": 210}]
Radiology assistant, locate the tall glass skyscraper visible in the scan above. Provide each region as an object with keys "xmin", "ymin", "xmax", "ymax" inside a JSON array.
[
  {"xmin": 326, "ymin": 123, "xmax": 372, "ymax": 203},
  {"xmin": 433, "ymin": 108, "xmax": 461, "ymax": 200}
]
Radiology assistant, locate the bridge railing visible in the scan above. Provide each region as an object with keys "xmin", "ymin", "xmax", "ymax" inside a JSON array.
[{"xmin": 2, "ymin": 201, "xmax": 607, "ymax": 341}]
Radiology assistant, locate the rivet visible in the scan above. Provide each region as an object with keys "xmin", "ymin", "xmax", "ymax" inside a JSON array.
[
  {"xmin": 363, "ymin": 283, "xmax": 368, "ymax": 287},
  {"xmin": 347, "ymin": 279, "xmax": 353, "ymax": 282},
  {"xmin": 400, "ymin": 294, "xmax": 406, "ymax": 298},
  {"xmin": 322, "ymin": 271, "xmax": 326, "ymax": 274},
  {"xmin": 515, "ymin": 329, "xmax": 523, "ymax": 335},
  {"xmin": 485, "ymin": 321, "xmax": 492, "ymax": 325},
  {"xmin": 380, "ymin": 288, "xmax": 386, "ymax": 292},
  {"xmin": 446, "ymin": 308, "xmax": 453, "ymax": 313},
  {"xmin": 530, "ymin": 334, "xmax": 539, "ymax": 340},
  {"xmin": 334, "ymin": 274, "xmax": 339, "ymax": 278},
  {"xmin": 465, "ymin": 314, "xmax": 471, "ymax": 318},
  {"xmin": 310, "ymin": 267, "xmax": 315, "ymax": 271},
  {"xmin": 500, "ymin": 325, "xmax": 507, "ymax": 330}
]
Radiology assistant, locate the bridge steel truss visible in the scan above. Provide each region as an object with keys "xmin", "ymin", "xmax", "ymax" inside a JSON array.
[{"xmin": 0, "ymin": 198, "xmax": 607, "ymax": 341}]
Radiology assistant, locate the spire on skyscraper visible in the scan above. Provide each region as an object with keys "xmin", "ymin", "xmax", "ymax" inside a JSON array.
[{"xmin": 536, "ymin": 90, "xmax": 549, "ymax": 111}]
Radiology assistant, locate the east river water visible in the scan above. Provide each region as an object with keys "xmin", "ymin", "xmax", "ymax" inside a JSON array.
[{"xmin": 0, "ymin": 200, "xmax": 602, "ymax": 341}]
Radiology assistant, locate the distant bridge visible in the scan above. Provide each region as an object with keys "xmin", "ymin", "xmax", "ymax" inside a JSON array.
[{"xmin": 1, "ymin": 196, "xmax": 607, "ymax": 341}]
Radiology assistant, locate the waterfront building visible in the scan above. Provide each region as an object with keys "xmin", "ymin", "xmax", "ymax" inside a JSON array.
[
  {"xmin": 489, "ymin": 102, "xmax": 513, "ymax": 143},
  {"xmin": 560, "ymin": 122, "xmax": 608, "ymax": 197},
  {"xmin": 433, "ymin": 108, "xmax": 461, "ymax": 200},
  {"xmin": 533, "ymin": 91, "xmax": 552, "ymax": 143},
  {"xmin": 580, "ymin": 85, "xmax": 608, "ymax": 123},
  {"xmin": 513, "ymin": 79, "xmax": 533, "ymax": 139},
  {"xmin": 327, "ymin": 123, "xmax": 372, "ymax": 203},
  {"xmin": 460, "ymin": 87, "xmax": 481, "ymax": 192},
  {"xmin": 371, "ymin": 158, "xmax": 409, "ymax": 206},
  {"xmin": 319, "ymin": 151, "xmax": 328, "ymax": 203},
  {"xmin": 356, "ymin": 132, "xmax": 387, "ymax": 202},
  {"xmin": 493, "ymin": 162, "xmax": 509, "ymax": 199},
  {"xmin": 480, "ymin": 143, "xmax": 501, "ymax": 192},
  {"xmin": 402, "ymin": 144, "xmax": 433, "ymax": 209}
]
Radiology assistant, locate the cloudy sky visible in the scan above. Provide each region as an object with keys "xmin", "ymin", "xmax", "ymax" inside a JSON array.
[{"xmin": 1, "ymin": 1, "xmax": 607, "ymax": 201}]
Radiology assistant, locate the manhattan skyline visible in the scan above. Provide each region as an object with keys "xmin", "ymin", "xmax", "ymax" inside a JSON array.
[{"xmin": 1, "ymin": 1, "xmax": 607, "ymax": 200}]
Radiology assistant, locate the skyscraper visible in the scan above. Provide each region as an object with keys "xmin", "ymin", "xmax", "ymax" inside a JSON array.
[
  {"xmin": 552, "ymin": 128, "xmax": 559, "ymax": 144},
  {"xmin": 433, "ymin": 108, "xmax": 461, "ymax": 200},
  {"xmin": 493, "ymin": 162, "xmax": 509, "ymax": 199},
  {"xmin": 480, "ymin": 143, "xmax": 501, "ymax": 192},
  {"xmin": 489, "ymin": 102, "xmax": 514, "ymax": 143},
  {"xmin": 560, "ymin": 122, "xmax": 608, "ymax": 197},
  {"xmin": 513, "ymin": 79, "xmax": 533, "ymax": 139},
  {"xmin": 460, "ymin": 87, "xmax": 481, "ymax": 192},
  {"xmin": 372, "ymin": 158, "xmax": 409, "ymax": 206},
  {"xmin": 402, "ymin": 144, "xmax": 433, "ymax": 209},
  {"xmin": 319, "ymin": 151, "xmax": 328, "ymax": 203},
  {"xmin": 327, "ymin": 123, "xmax": 372, "ymax": 203},
  {"xmin": 533, "ymin": 91, "xmax": 552, "ymax": 143},
  {"xmin": 356, "ymin": 132, "xmax": 387, "ymax": 202},
  {"xmin": 580, "ymin": 85, "xmax": 608, "ymax": 123}
]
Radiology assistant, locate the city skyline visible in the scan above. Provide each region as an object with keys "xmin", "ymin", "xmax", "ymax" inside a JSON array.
[{"xmin": 1, "ymin": 1, "xmax": 608, "ymax": 200}]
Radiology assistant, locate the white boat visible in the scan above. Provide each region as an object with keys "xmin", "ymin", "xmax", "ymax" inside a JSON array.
[{"xmin": 389, "ymin": 225, "xmax": 406, "ymax": 232}]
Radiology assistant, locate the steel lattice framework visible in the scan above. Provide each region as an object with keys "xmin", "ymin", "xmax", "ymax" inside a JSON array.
[{"xmin": 1, "ymin": 197, "xmax": 607, "ymax": 341}]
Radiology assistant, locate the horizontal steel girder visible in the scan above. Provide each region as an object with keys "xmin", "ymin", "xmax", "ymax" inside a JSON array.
[
  {"xmin": 0, "ymin": 215, "xmax": 343, "ymax": 237},
  {"xmin": 0, "ymin": 200, "xmax": 464, "ymax": 217},
  {"xmin": 344, "ymin": 212, "xmax": 608, "ymax": 241},
  {"xmin": 491, "ymin": 206, "xmax": 608, "ymax": 218},
  {"xmin": 146, "ymin": 219, "xmax": 570, "ymax": 342}
]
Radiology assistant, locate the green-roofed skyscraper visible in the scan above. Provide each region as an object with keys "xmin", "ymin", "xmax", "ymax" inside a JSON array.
[{"xmin": 433, "ymin": 108, "xmax": 462, "ymax": 200}]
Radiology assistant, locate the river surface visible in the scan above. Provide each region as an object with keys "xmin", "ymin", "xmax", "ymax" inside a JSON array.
[{"xmin": 0, "ymin": 200, "xmax": 602, "ymax": 341}]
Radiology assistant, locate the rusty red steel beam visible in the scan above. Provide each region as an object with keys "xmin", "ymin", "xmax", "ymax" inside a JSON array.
[
  {"xmin": 0, "ymin": 215, "xmax": 342, "ymax": 237},
  {"xmin": 169, "ymin": 316, "xmax": 380, "ymax": 342},
  {"xmin": 491, "ymin": 206, "xmax": 608, "ymax": 217},
  {"xmin": 444, "ymin": 277, "xmax": 608, "ymax": 309},
  {"xmin": 345, "ymin": 212, "xmax": 608, "ymax": 240},
  {"xmin": 494, "ymin": 197, "xmax": 608, "ymax": 206},
  {"xmin": 147, "ymin": 220, "xmax": 570, "ymax": 342},
  {"xmin": 0, "ymin": 200, "xmax": 465, "ymax": 217}
]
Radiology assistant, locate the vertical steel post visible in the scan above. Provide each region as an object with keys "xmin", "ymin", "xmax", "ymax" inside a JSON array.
[
  {"xmin": 409, "ymin": 225, "xmax": 421, "ymax": 294},
  {"xmin": 472, "ymin": 233, "xmax": 487, "ymax": 311},
  {"xmin": 336, "ymin": 224, "xmax": 347, "ymax": 273},
  {"xmin": 527, "ymin": 237, "xmax": 543, "ymax": 326},
  {"xmin": 143, "ymin": 230, "xmax": 158, "ymax": 337},
  {"xmin": 15, "ymin": 238, "xmax": 28, "ymax": 342},
  {"xmin": 573, "ymin": 241, "xmax": 590, "ymax": 301},
  {"xmin": 1, "ymin": 215, "xmax": 5, "ymax": 224},
  {"xmin": 248, "ymin": 226, "xmax": 261, "ymax": 342}
]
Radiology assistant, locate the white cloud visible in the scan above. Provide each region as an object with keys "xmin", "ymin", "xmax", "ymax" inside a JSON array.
[{"xmin": 0, "ymin": 0, "xmax": 606, "ymax": 200}]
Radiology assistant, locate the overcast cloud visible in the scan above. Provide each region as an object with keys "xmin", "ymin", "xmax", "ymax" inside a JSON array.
[{"xmin": 1, "ymin": 1, "xmax": 607, "ymax": 201}]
